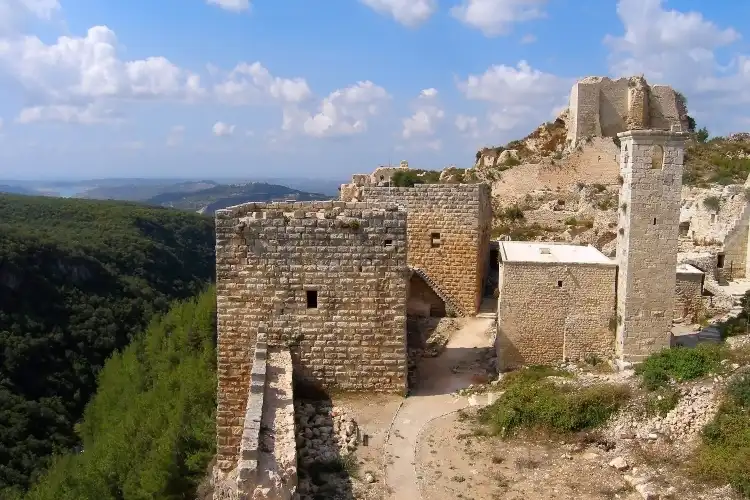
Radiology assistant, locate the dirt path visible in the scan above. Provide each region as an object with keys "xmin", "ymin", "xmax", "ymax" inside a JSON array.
[{"xmin": 383, "ymin": 317, "xmax": 494, "ymax": 500}]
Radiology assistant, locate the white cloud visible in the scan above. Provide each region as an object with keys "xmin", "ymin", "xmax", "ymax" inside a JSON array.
[
  {"xmin": 402, "ymin": 87, "xmax": 444, "ymax": 139},
  {"xmin": 214, "ymin": 62, "xmax": 312, "ymax": 105},
  {"xmin": 451, "ymin": 0, "xmax": 547, "ymax": 37},
  {"xmin": 419, "ymin": 88, "xmax": 438, "ymax": 99},
  {"xmin": 284, "ymin": 80, "xmax": 390, "ymax": 138},
  {"xmin": 359, "ymin": 0, "xmax": 436, "ymax": 27},
  {"xmin": 458, "ymin": 60, "xmax": 569, "ymax": 138},
  {"xmin": 0, "ymin": 26, "xmax": 205, "ymax": 102},
  {"xmin": 16, "ymin": 103, "xmax": 120, "ymax": 124},
  {"xmin": 605, "ymin": 0, "xmax": 749, "ymax": 132},
  {"xmin": 459, "ymin": 60, "xmax": 569, "ymax": 107},
  {"xmin": 206, "ymin": 0, "xmax": 250, "ymax": 12},
  {"xmin": 605, "ymin": 0, "xmax": 739, "ymax": 81},
  {"xmin": 455, "ymin": 114, "xmax": 480, "ymax": 138},
  {"xmin": 166, "ymin": 125, "xmax": 185, "ymax": 146},
  {"xmin": 0, "ymin": 0, "xmax": 60, "ymax": 35},
  {"xmin": 212, "ymin": 121, "xmax": 235, "ymax": 137}
]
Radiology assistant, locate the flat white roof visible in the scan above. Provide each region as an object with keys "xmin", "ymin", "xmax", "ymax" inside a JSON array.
[
  {"xmin": 676, "ymin": 263, "xmax": 704, "ymax": 275},
  {"xmin": 499, "ymin": 241, "xmax": 615, "ymax": 266}
]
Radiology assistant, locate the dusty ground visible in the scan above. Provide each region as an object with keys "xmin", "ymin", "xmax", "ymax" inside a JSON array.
[
  {"xmin": 416, "ymin": 408, "xmax": 738, "ymax": 500},
  {"xmin": 417, "ymin": 410, "xmax": 639, "ymax": 500},
  {"xmin": 328, "ymin": 393, "xmax": 404, "ymax": 500}
]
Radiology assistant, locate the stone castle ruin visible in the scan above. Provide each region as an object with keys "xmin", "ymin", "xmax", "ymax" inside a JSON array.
[
  {"xmin": 567, "ymin": 76, "xmax": 689, "ymax": 148},
  {"xmin": 211, "ymin": 75, "xmax": 747, "ymax": 499}
]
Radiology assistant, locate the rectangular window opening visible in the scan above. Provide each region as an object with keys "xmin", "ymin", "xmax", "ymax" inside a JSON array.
[
  {"xmin": 430, "ymin": 232, "xmax": 441, "ymax": 248},
  {"xmin": 557, "ymin": 280, "xmax": 563, "ymax": 288},
  {"xmin": 717, "ymin": 254, "xmax": 725, "ymax": 269},
  {"xmin": 306, "ymin": 290, "xmax": 318, "ymax": 309},
  {"xmin": 653, "ymin": 218, "xmax": 657, "ymax": 225},
  {"xmin": 384, "ymin": 239, "xmax": 393, "ymax": 248}
]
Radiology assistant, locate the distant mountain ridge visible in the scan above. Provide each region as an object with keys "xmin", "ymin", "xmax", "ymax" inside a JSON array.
[{"xmin": 147, "ymin": 182, "xmax": 331, "ymax": 214}]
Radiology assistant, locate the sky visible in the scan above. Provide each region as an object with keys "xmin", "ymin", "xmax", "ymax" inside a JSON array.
[{"xmin": 1, "ymin": 0, "xmax": 750, "ymax": 181}]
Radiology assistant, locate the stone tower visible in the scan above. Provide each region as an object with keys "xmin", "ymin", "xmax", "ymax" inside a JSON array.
[{"xmin": 615, "ymin": 128, "xmax": 688, "ymax": 362}]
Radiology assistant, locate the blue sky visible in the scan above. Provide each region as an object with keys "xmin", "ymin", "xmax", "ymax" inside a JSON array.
[{"xmin": 0, "ymin": 0, "xmax": 749, "ymax": 181}]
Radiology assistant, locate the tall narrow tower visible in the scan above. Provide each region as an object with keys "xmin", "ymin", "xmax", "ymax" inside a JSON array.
[{"xmin": 616, "ymin": 128, "xmax": 688, "ymax": 362}]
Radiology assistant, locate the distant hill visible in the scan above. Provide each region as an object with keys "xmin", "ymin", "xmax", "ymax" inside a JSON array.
[
  {"xmin": 79, "ymin": 180, "xmax": 218, "ymax": 201},
  {"xmin": 0, "ymin": 194, "xmax": 215, "ymax": 494},
  {"xmin": 0, "ymin": 184, "xmax": 33, "ymax": 195},
  {"xmin": 148, "ymin": 182, "xmax": 331, "ymax": 214}
]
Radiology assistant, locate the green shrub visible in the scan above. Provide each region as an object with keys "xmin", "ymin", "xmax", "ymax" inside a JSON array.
[
  {"xmin": 703, "ymin": 196, "xmax": 721, "ymax": 211},
  {"xmin": 564, "ymin": 217, "xmax": 578, "ymax": 226},
  {"xmin": 498, "ymin": 205, "xmax": 525, "ymax": 222},
  {"xmin": 694, "ymin": 374, "xmax": 750, "ymax": 496},
  {"xmin": 592, "ymin": 183, "xmax": 607, "ymax": 193},
  {"xmin": 635, "ymin": 344, "xmax": 725, "ymax": 391},
  {"xmin": 503, "ymin": 156, "xmax": 521, "ymax": 167},
  {"xmin": 696, "ymin": 127, "xmax": 710, "ymax": 143},
  {"xmin": 478, "ymin": 380, "xmax": 630, "ymax": 438},
  {"xmin": 644, "ymin": 387, "xmax": 681, "ymax": 417}
]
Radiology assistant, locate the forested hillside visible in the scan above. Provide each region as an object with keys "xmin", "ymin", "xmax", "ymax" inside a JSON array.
[
  {"xmin": 147, "ymin": 182, "xmax": 329, "ymax": 214},
  {"xmin": 14, "ymin": 289, "xmax": 217, "ymax": 500},
  {"xmin": 0, "ymin": 195, "xmax": 215, "ymax": 494}
]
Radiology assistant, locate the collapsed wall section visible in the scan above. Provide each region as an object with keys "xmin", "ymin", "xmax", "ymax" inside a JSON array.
[
  {"xmin": 358, "ymin": 184, "xmax": 491, "ymax": 315},
  {"xmin": 215, "ymin": 201, "xmax": 408, "ymax": 472}
]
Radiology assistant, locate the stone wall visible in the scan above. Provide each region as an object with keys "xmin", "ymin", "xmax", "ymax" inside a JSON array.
[
  {"xmin": 567, "ymin": 76, "xmax": 687, "ymax": 147},
  {"xmin": 215, "ymin": 201, "xmax": 408, "ymax": 471},
  {"xmin": 675, "ymin": 268, "xmax": 704, "ymax": 322},
  {"xmin": 407, "ymin": 273, "xmax": 446, "ymax": 317},
  {"xmin": 616, "ymin": 130, "xmax": 688, "ymax": 362},
  {"xmin": 356, "ymin": 184, "xmax": 491, "ymax": 315},
  {"xmin": 496, "ymin": 261, "xmax": 617, "ymax": 369}
]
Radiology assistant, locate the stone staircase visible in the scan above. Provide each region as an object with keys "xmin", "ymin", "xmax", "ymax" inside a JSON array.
[{"xmin": 409, "ymin": 266, "xmax": 464, "ymax": 317}]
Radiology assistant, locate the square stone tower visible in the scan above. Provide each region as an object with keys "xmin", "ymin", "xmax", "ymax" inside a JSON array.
[{"xmin": 616, "ymin": 129, "xmax": 688, "ymax": 362}]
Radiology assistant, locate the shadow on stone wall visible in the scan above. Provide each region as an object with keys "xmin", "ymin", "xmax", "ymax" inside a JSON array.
[{"xmin": 294, "ymin": 380, "xmax": 356, "ymax": 500}]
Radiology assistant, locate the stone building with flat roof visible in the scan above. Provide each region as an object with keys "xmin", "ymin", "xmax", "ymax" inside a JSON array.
[{"xmin": 496, "ymin": 241, "xmax": 617, "ymax": 369}]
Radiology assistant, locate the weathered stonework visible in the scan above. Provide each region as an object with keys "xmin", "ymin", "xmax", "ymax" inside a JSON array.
[
  {"xmin": 567, "ymin": 76, "xmax": 688, "ymax": 147},
  {"xmin": 675, "ymin": 264, "xmax": 705, "ymax": 322},
  {"xmin": 616, "ymin": 129, "xmax": 689, "ymax": 361},
  {"xmin": 349, "ymin": 184, "xmax": 492, "ymax": 315},
  {"xmin": 215, "ymin": 201, "xmax": 408, "ymax": 472},
  {"xmin": 496, "ymin": 243, "xmax": 617, "ymax": 368}
]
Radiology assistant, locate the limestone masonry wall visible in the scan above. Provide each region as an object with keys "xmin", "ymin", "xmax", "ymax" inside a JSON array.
[
  {"xmin": 567, "ymin": 76, "xmax": 687, "ymax": 147},
  {"xmin": 215, "ymin": 201, "xmax": 408, "ymax": 471},
  {"xmin": 357, "ymin": 184, "xmax": 491, "ymax": 315},
  {"xmin": 616, "ymin": 130, "xmax": 688, "ymax": 362},
  {"xmin": 675, "ymin": 271, "xmax": 704, "ymax": 322},
  {"xmin": 496, "ymin": 261, "xmax": 616, "ymax": 368}
]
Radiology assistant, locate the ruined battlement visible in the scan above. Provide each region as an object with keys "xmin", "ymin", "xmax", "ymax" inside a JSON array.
[
  {"xmin": 215, "ymin": 200, "xmax": 408, "ymax": 472},
  {"xmin": 567, "ymin": 76, "xmax": 689, "ymax": 147}
]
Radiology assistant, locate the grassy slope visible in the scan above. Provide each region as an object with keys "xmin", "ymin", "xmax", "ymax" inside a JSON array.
[{"xmin": 0, "ymin": 195, "xmax": 215, "ymax": 493}]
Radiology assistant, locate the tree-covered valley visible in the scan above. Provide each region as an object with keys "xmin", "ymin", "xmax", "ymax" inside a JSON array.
[{"xmin": 0, "ymin": 195, "xmax": 215, "ymax": 496}]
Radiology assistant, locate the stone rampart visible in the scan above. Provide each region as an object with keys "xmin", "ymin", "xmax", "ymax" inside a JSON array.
[
  {"xmin": 567, "ymin": 76, "xmax": 687, "ymax": 147},
  {"xmin": 496, "ymin": 261, "xmax": 616, "ymax": 368},
  {"xmin": 357, "ymin": 184, "xmax": 491, "ymax": 315},
  {"xmin": 215, "ymin": 201, "xmax": 407, "ymax": 471}
]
